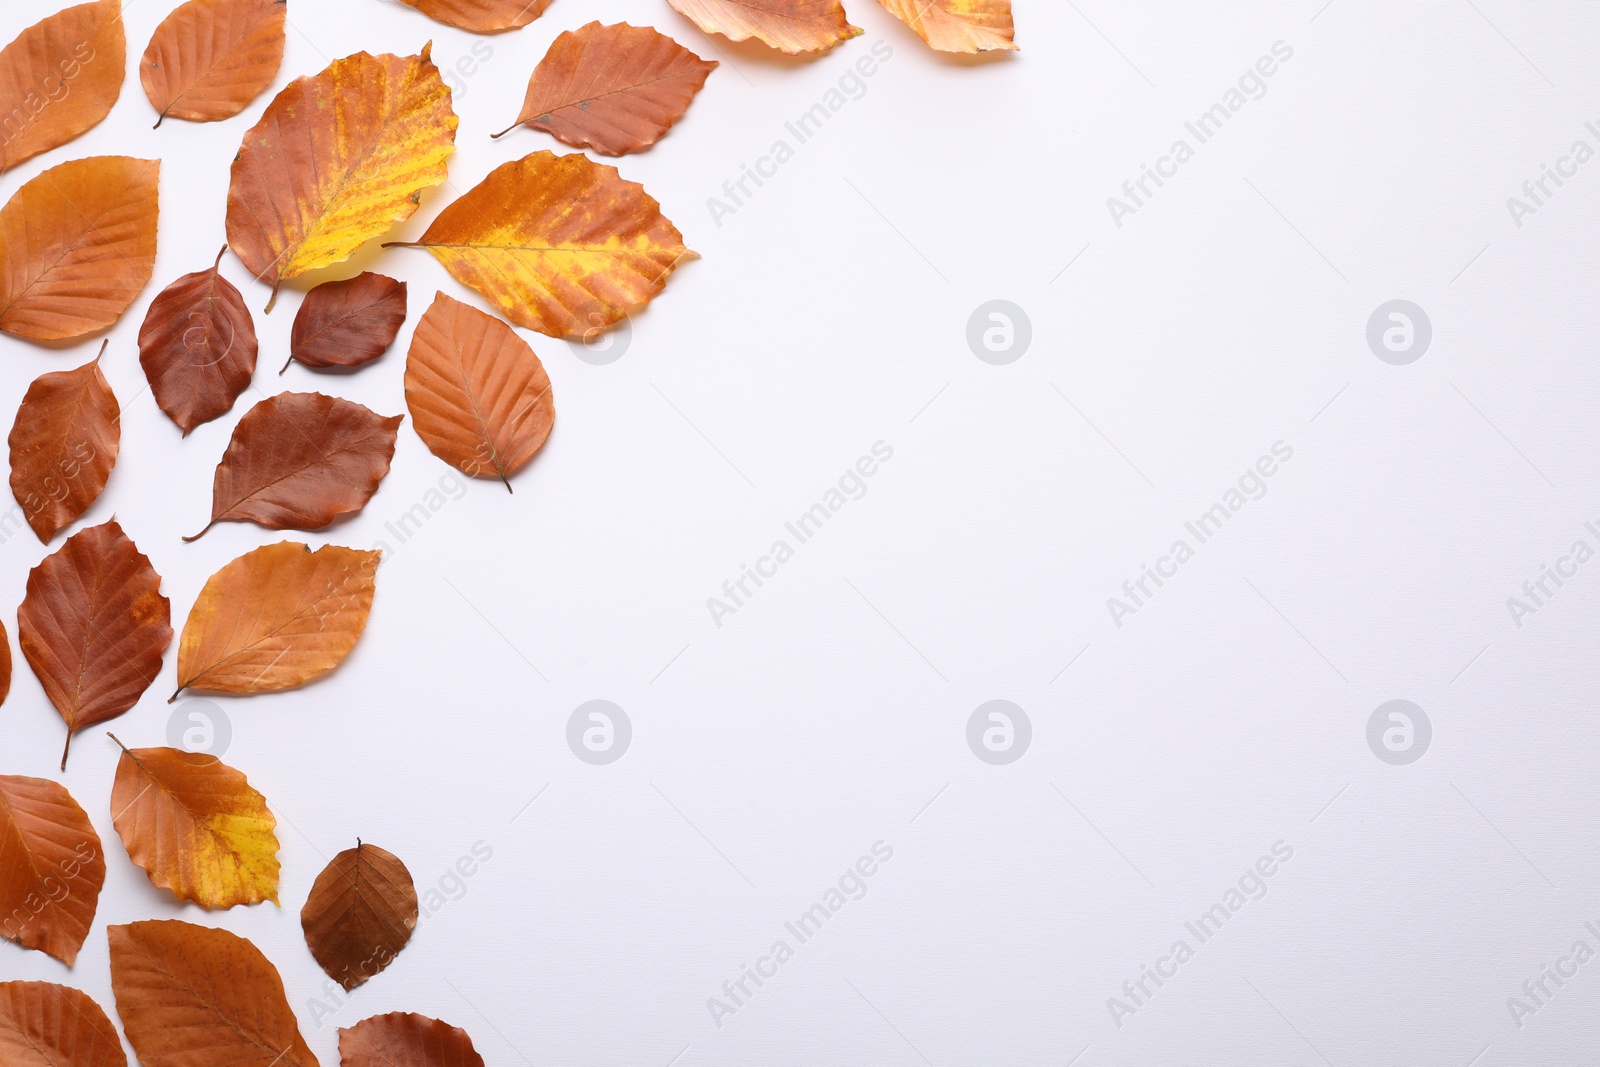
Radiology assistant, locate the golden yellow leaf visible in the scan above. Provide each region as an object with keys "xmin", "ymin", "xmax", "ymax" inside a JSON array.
[
  {"xmin": 876, "ymin": 0, "xmax": 1016, "ymax": 52},
  {"xmin": 665, "ymin": 0, "xmax": 860, "ymax": 55}
]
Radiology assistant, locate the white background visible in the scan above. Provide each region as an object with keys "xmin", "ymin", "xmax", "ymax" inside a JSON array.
[{"xmin": 3, "ymin": 1, "xmax": 1600, "ymax": 1064}]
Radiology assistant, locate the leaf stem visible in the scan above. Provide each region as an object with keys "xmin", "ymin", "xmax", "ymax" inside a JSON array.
[
  {"xmin": 280, "ymin": 353, "xmax": 295, "ymax": 374},
  {"xmin": 490, "ymin": 123, "xmax": 519, "ymax": 140},
  {"xmin": 168, "ymin": 686, "xmax": 185, "ymax": 704},
  {"xmin": 106, "ymin": 732, "xmax": 131, "ymax": 755},
  {"xmin": 60, "ymin": 731, "xmax": 72, "ymax": 772},
  {"xmin": 264, "ymin": 282, "xmax": 281, "ymax": 315},
  {"xmin": 182, "ymin": 521, "xmax": 216, "ymax": 543},
  {"xmin": 91, "ymin": 338, "xmax": 108, "ymax": 366}
]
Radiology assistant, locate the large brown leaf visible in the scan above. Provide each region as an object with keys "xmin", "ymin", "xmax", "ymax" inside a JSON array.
[
  {"xmin": 494, "ymin": 22, "xmax": 716, "ymax": 155},
  {"xmin": 175, "ymin": 541, "xmax": 380, "ymax": 697},
  {"xmin": 0, "ymin": 982, "xmax": 125, "ymax": 1067},
  {"xmin": 665, "ymin": 0, "xmax": 861, "ymax": 54},
  {"xmin": 340, "ymin": 1012, "xmax": 484, "ymax": 1067},
  {"xmin": 388, "ymin": 151, "xmax": 691, "ymax": 338},
  {"xmin": 0, "ymin": 777, "xmax": 104, "ymax": 966},
  {"xmin": 138, "ymin": 247, "xmax": 258, "ymax": 435},
  {"xmin": 301, "ymin": 842, "xmax": 417, "ymax": 991},
  {"xmin": 286, "ymin": 273, "xmax": 408, "ymax": 373},
  {"xmin": 397, "ymin": 0, "xmax": 552, "ymax": 33},
  {"xmin": 8, "ymin": 341, "xmax": 119, "ymax": 543},
  {"xmin": 18, "ymin": 520, "xmax": 172, "ymax": 769},
  {"xmin": 187, "ymin": 392, "xmax": 401, "ymax": 540},
  {"xmin": 0, "ymin": 156, "xmax": 160, "ymax": 343},
  {"xmin": 406, "ymin": 293, "xmax": 555, "ymax": 489},
  {"xmin": 0, "ymin": 0, "xmax": 125, "ymax": 175},
  {"xmin": 109, "ymin": 920, "xmax": 318, "ymax": 1067},
  {"xmin": 877, "ymin": 0, "xmax": 1016, "ymax": 52},
  {"xmin": 141, "ymin": 0, "xmax": 288, "ymax": 126}
]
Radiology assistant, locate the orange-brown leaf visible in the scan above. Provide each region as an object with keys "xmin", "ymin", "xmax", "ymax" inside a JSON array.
[
  {"xmin": 109, "ymin": 920, "xmax": 318, "ymax": 1067},
  {"xmin": 666, "ymin": 0, "xmax": 861, "ymax": 54},
  {"xmin": 302, "ymin": 842, "xmax": 417, "ymax": 992},
  {"xmin": 138, "ymin": 248, "xmax": 258, "ymax": 435},
  {"xmin": 0, "ymin": 0, "xmax": 125, "ymax": 175},
  {"xmin": 287, "ymin": 273, "xmax": 408, "ymax": 372},
  {"xmin": 176, "ymin": 541, "xmax": 380, "ymax": 697},
  {"xmin": 188, "ymin": 392, "xmax": 401, "ymax": 540},
  {"xmin": 0, "ymin": 619, "xmax": 11, "ymax": 708},
  {"xmin": 876, "ymin": 0, "xmax": 1016, "ymax": 52},
  {"xmin": 340, "ymin": 1012, "xmax": 484, "ymax": 1067},
  {"xmin": 0, "ymin": 982, "xmax": 125, "ymax": 1067},
  {"xmin": 397, "ymin": 0, "xmax": 552, "ymax": 33},
  {"xmin": 406, "ymin": 293, "xmax": 555, "ymax": 487},
  {"xmin": 0, "ymin": 156, "xmax": 160, "ymax": 343},
  {"xmin": 0, "ymin": 777, "xmax": 104, "ymax": 966},
  {"xmin": 18, "ymin": 520, "xmax": 172, "ymax": 769},
  {"xmin": 141, "ymin": 0, "xmax": 288, "ymax": 126},
  {"xmin": 8, "ymin": 342, "xmax": 119, "ymax": 543},
  {"xmin": 498, "ymin": 22, "xmax": 716, "ymax": 155}
]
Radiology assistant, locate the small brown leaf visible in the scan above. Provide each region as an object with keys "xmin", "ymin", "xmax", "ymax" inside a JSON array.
[
  {"xmin": 666, "ymin": 0, "xmax": 861, "ymax": 55},
  {"xmin": 0, "ymin": 619, "xmax": 11, "ymax": 708},
  {"xmin": 0, "ymin": 981, "xmax": 125, "ymax": 1067},
  {"xmin": 8, "ymin": 341, "xmax": 119, "ymax": 543},
  {"xmin": 141, "ymin": 0, "xmax": 288, "ymax": 126},
  {"xmin": 340, "ymin": 1012, "xmax": 485, "ymax": 1067},
  {"xmin": 302, "ymin": 842, "xmax": 418, "ymax": 992},
  {"xmin": 876, "ymin": 0, "xmax": 1016, "ymax": 52},
  {"xmin": 286, "ymin": 273, "xmax": 408, "ymax": 373},
  {"xmin": 0, "ymin": 777, "xmax": 105, "ymax": 966},
  {"xmin": 18, "ymin": 520, "xmax": 173, "ymax": 769},
  {"xmin": 138, "ymin": 247, "xmax": 258, "ymax": 435},
  {"xmin": 397, "ymin": 0, "xmax": 552, "ymax": 33},
  {"xmin": 0, "ymin": 0, "xmax": 126, "ymax": 175}
]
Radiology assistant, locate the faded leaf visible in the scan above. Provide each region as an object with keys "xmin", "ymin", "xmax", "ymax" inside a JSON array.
[
  {"xmin": 406, "ymin": 293, "xmax": 555, "ymax": 488},
  {"xmin": 175, "ymin": 541, "xmax": 380, "ymax": 697},
  {"xmin": 227, "ymin": 47, "xmax": 457, "ymax": 308},
  {"xmin": 138, "ymin": 247, "xmax": 259, "ymax": 435},
  {"xmin": 0, "ymin": 982, "xmax": 125, "ymax": 1067},
  {"xmin": 110, "ymin": 743, "xmax": 279, "ymax": 909},
  {"xmin": 0, "ymin": 156, "xmax": 160, "ymax": 343},
  {"xmin": 397, "ymin": 0, "xmax": 552, "ymax": 33},
  {"xmin": 8, "ymin": 341, "xmax": 119, "ymax": 543},
  {"xmin": 389, "ymin": 151, "xmax": 691, "ymax": 338},
  {"xmin": 495, "ymin": 22, "xmax": 716, "ymax": 155},
  {"xmin": 287, "ymin": 273, "xmax": 408, "ymax": 373},
  {"xmin": 665, "ymin": 0, "xmax": 860, "ymax": 55},
  {"xmin": 0, "ymin": 0, "xmax": 125, "ymax": 175},
  {"xmin": 141, "ymin": 0, "xmax": 288, "ymax": 126},
  {"xmin": 340, "ymin": 1012, "xmax": 484, "ymax": 1067},
  {"xmin": 877, "ymin": 0, "xmax": 1016, "ymax": 52},
  {"xmin": 18, "ymin": 520, "xmax": 172, "ymax": 769},
  {"xmin": 109, "ymin": 920, "xmax": 318, "ymax": 1067},
  {"xmin": 188, "ymin": 392, "xmax": 402, "ymax": 540},
  {"xmin": 302, "ymin": 842, "xmax": 417, "ymax": 992},
  {"xmin": 0, "ymin": 777, "xmax": 104, "ymax": 966}
]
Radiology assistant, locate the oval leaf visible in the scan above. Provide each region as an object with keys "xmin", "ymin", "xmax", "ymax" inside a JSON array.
[
  {"xmin": 392, "ymin": 151, "xmax": 691, "ymax": 338},
  {"xmin": 877, "ymin": 0, "xmax": 1016, "ymax": 52},
  {"xmin": 141, "ymin": 0, "xmax": 289, "ymax": 126},
  {"xmin": 18, "ymin": 520, "xmax": 173, "ymax": 769},
  {"xmin": 0, "ymin": 777, "xmax": 105, "ymax": 966},
  {"xmin": 302, "ymin": 842, "xmax": 418, "ymax": 992},
  {"xmin": 0, "ymin": 156, "xmax": 160, "ymax": 343},
  {"xmin": 226, "ymin": 46, "xmax": 457, "ymax": 306},
  {"xmin": 0, "ymin": 982, "xmax": 125, "ymax": 1067},
  {"xmin": 0, "ymin": 619, "xmax": 11, "ymax": 708},
  {"xmin": 286, "ymin": 273, "xmax": 408, "ymax": 372},
  {"xmin": 397, "ymin": 0, "xmax": 552, "ymax": 33},
  {"xmin": 138, "ymin": 247, "xmax": 259, "ymax": 435},
  {"xmin": 110, "ymin": 920, "xmax": 317, "ymax": 1067},
  {"xmin": 0, "ymin": 0, "xmax": 126, "ymax": 175},
  {"xmin": 666, "ymin": 0, "xmax": 861, "ymax": 55},
  {"xmin": 340, "ymin": 1012, "xmax": 485, "ymax": 1067},
  {"xmin": 8, "ymin": 341, "xmax": 119, "ymax": 543},
  {"xmin": 406, "ymin": 293, "xmax": 555, "ymax": 487}
]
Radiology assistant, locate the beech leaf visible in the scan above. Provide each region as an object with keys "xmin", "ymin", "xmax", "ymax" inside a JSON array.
[
  {"xmin": 340, "ymin": 1012, "xmax": 485, "ymax": 1067},
  {"xmin": 8, "ymin": 341, "xmax": 119, "ymax": 543},
  {"xmin": 876, "ymin": 0, "xmax": 1016, "ymax": 52},
  {"xmin": 286, "ymin": 273, "xmax": 408, "ymax": 373},
  {"xmin": 0, "ymin": 982, "xmax": 125, "ymax": 1067},
  {"xmin": 141, "ymin": 0, "xmax": 289, "ymax": 126},
  {"xmin": 302, "ymin": 842, "xmax": 418, "ymax": 991},
  {"xmin": 665, "ymin": 0, "xmax": 861, "ymax": 55},
  {"xmin": 138, "ymin": 247, "xmax": 259, "ymax": 435},
  {"xmin": 396, "ymin": 0, "xmax": 552, "ymax": 33},
  {"xmin": 0, "ymin": 777, "xmax": 104, "ymax": 966},
  {"xmin": 0, "ymin": 0, "xmax": 126, "ymax": 175},
  {"xmin": 0, "ymin": 620, "xmax": 11, "ymax": 707}
]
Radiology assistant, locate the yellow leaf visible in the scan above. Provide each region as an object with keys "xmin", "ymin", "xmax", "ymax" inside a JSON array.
[{"xmin": 876, "ymin": 0, "xmax": 1016, "ymax": 53}]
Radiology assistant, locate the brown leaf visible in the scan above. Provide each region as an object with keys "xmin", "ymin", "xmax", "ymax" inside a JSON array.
[
  {"xmin": 0, "ymin": 156, "xmax": 160, "ymax": 343},
  {"xmin": 406, "ymin": 293, "xmax": 555, "ymax": 489},
  {"xmin": 494, "ymin": 22, "xmax": 716, "ymax": 155},
  {"xmin": 302, "ymin": 842, "xmax": 417, "ymax": 992},
  {"xmin": 141, "ymin": 0, "xmax": 288, "ymax": 126},
  {"xmin": 8, "ymin": 341, "xmax": 119, "ymax": 543},
  {"xmin": 665, "ymin": 0, "xmax": 861, "ymax": 55},
  {"xmin": 138, "ymin": 247, "xmax": 258, "ymax": 435},
  {"xmin": 0, "ymin": 777, "xmax": 105, "ymax": 966},
  {"xmin": 0, "ymin": 0, "xmax": 125, "ymax": 175},
  {"xmin": 286, "ymin": 273, "xmax": 408, "ymax": 373},
  {"xmin": 876, "ymin": 0, "xmax": 1016, "ymax": 52},
  {"xmin": 0, "ymin": 619, "xmax": 11, "ymax": 708},
  {"xmin": 397, "ymin": 0, "xmax": 552, "ymax": 33},
  {"xmin": 18, "ymin": 520, "xmax": 172, "ymax": 769},
  {"xmin": 175, "ymin": 541, "xmax": 380, "ymax": 697},
  {"xmin": 109, "ymin": 920, "xmax": 318, "ymax": 1067},
  {"xmin": 340, "ymin": 1012, "xmax": 484, "ymax": 1067},
  {"xmin": 0, "ymin": 982, "xmax": 125, "ymax": 1067}
]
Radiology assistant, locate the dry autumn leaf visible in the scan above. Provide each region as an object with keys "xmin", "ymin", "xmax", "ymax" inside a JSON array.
[
  {"xmin": 494, "ymin": 22, "xmax": 717, "ymax": 155},
  {"xmin": 227, "ymin": 46, "xmax": 457, "ymax": 309},
  {"xmin": 0, "ymin": 777, "xmax": 104, "ymax": 966},
  {"xmin": 406, "ymin": 293, "xmax": 555, "ymax": 488},
  {"xmin": 666, "ymin": 0, "xmax": 860, "ymax": 55},
  {"xmin": 187, "ymin": 392, "xmax": 402, "ymax": 540},
  {"xmin": 0, "ymin": 0, "xmax": 126, "ymax": 175},
  {"xmin": 0, "ymin": 620, "xmax": 11, "ymax": 707},
  {"xmin": 110, "ymin": 741, "xmax": 280, "ymax": 908},
  {"xmin": 340, "ymin": 1012, "xmax": 485, "ymax": 1067},
  {"xmin": 397, "ymin": 0, "xmax": 552, "ymax": 33},
  {"xmin": 141, "ymin": 0, "xmax": 289, "ymax": 126},
  {"xmin": 175, "ymin": 541, "xmax": 380, "ymax": 698},
  {"xmin": 0, "ymin": 982, "xmax": 125, "ymax": 1067},
  {"xmin": 18, "ymin": 520, "xmax": 172, "ymax": 769},
  {"xmin": 301, "ymin": 842, "xmax": 418, "ymax": 991},
  {"xmin": 286, "ymin": 273, "xmax": 408, "ymax": 373},
  {"xmin": 388, "ymin": 151, "xmax": 692, "ymax": 338},
  {"xmin": 8, "ymin": 341, "xmax": 119, "ymax": 543},
  {"xmin": 138, "ymin": 247, "xmax": 259, "ymax": 435},
  {"xmin": 0, "ymin": 156, "xmax": 160, "ymax": 343},
  {"xmin": 110, "ymin": 920, "xmax": 318, "ymax": 1067},
  {"xmin": 877, "ymin": 0, "xmax": 1016, "ymax": 52}
]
